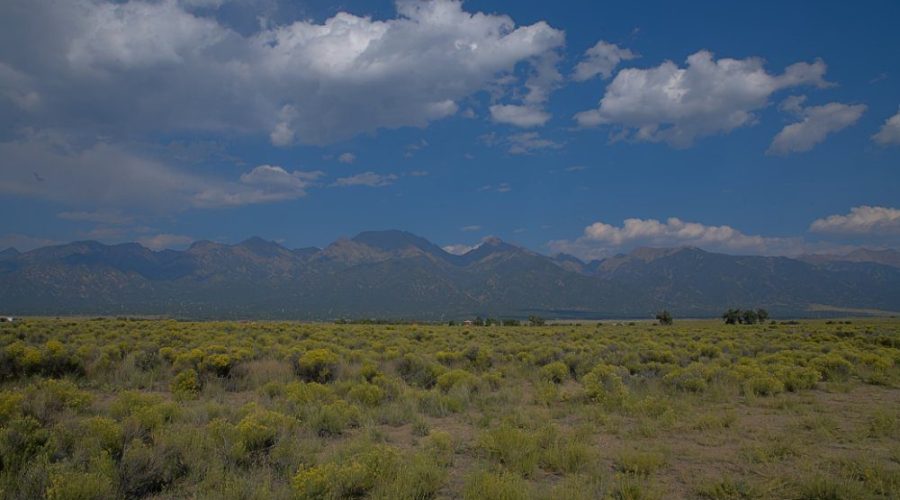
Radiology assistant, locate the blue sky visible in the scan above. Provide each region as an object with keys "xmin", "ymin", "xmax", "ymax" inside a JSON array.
[{"xmin": 0, "ymin": 0, "xmax": 898, "ymax": 259}]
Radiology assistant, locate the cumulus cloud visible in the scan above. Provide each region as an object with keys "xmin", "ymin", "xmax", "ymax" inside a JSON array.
[
  {"xmin": 574, "ymin": 50, "xmax": 831, "ymax": 147},
  {"xmin": 338, "ymin": 152, "xmax": 356, "ymax": 164},
  {"xmin": 332, "ymin": 172, "xmax": 398, "ymax": 188},
  {"xmin": 229, "ymin": 164, "xmax": 323, "ymax": 201},
  {"xmin": 489, "ymin": 104, "xmax": 551, "ymax": 128},
  {"xmin": 810, "ymin": 206, "xmax": 900, "ymax": 236},
  {"xmin": 572, "ymin": 41, "xmax": 637, "ymax": 81},
  {"xmin": 488, "ymin": 50, "xmax": 563, "ymax": 128},
  {"xmin": 768, "ymin": 97, "xmax": 866, "ymax": 154},
  {"xmin": 872, "ymin": 108, "xmax": 900, "ymax": 146},
  {"xmin": 0, "ymin": 0, "xmax": 564, "ymax": 145},
  {"xmin": 507, "ymin": 132, "xmax": 563, "ymax": 155},
  {"xmin": 481, "ymin": 131, "xmax": 562, "ymax": 155},
  {"xmin": 548, "ymin": 216, "xmax": 801, "ymax": 260},
  {"xmin": 137, "ymin": 233, "xmax": 194, "ymax": 250}
]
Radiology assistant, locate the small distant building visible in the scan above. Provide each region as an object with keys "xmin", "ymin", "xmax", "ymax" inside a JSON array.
[
  {"xmin": 462, "ymin": 320, "xmax": 474, "ymax": 326},
  {"xmin": 0, "ymin": 316, "xmax": 14, "ymax": 323}
]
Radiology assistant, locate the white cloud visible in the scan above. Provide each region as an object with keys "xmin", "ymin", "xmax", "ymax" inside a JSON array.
[
  {"xmin": 0, "ymin": 0, "xmax": 564, "ymax": 146},
  {"xmin": 442, "ymin": 243, "xmax": 479, "ymax": 255},
  {"xmin": 489, "ymin": 104, "xmax": 551, "ymax": 128},
  {"xmin": 768, "ymin": 98, "xmax": 866, "ymax": 155},
  {"xmin": 332, "ymin": 171, "xmax": 398, "ymax": 188},
  {"xmin": 404, "ymin": 140, "xmax": 428, "ymax": 158},
  {"xmin": 574, "ymin": 50, "xmax": 831, "ymax": 147},
  {"xmin": 0, "ymin": 62, "xmax": 41, "ymax": 111},
  {"xmin": 231, "ymin": 164, "xmax": 323, "ymax": 201},
  {"xmin": 810, "ymin": 206, "xmax": 900, "ymax": 236},
  {"xmin": 549, "ymin": 216, "xmax": 801, "ymax": 260},
  {"xmin": 572, "ymin": 41, "xmax": 637, "ymax": 81},
  {"xmin": 873, "ymin": 108, "xmax": 900, "ymax": 146},
  {"xmin": 476, "ymin": 183, "xmax": 511, "ymax": 193},
  {"xmin": 338, "ymin": 152, "xmax": 356, "ymax": 164},
  {"xmin": 0, "ymin": 133, "xmax": 322, "ymax": 210},
  {"xmin": 137, "ymin": 233, "xmax": 194, "ymax": 250},
  {"xmin": 506, "ymin": 132, "xmax": 563, "ymax": 154}
]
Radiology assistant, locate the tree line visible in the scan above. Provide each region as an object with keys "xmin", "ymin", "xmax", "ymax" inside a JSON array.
[
  {"xmin": 722, "ymin": 308, "xmax": 769, "ymax": 325},
  {"xmin": 451, "ymin": 315, "xmax": 546, "ymax": 327}
]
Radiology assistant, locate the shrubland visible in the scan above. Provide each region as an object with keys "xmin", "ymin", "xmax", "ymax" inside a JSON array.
[{"xmin": 0, "ymin": 317, "xmax": 897, "ymax": 498}]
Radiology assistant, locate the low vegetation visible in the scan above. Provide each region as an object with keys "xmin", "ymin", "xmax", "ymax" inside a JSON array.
[{"xmin": 0, "ymin": 317, "xmax": 897, "ymax": 498}]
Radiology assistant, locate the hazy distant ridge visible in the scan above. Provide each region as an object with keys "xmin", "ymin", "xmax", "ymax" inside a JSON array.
[{"xmin": 1, "ymin": 231, "xmax": 898, "ymax": 319}]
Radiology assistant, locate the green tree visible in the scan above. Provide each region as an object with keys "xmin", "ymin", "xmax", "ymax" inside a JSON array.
[
  {"xmin": 740, "ymin": 309, "xmax": 759, "ymax": 325},
  {"xmin": 756, "ymin": 308, "xmax": 769, "ymax": 323},
  {"xmin": 656, "ymin": 310, "xmax": 673, "ymax": 325},
  {"xmin": 528, "ymin": 315, "xmax": 545, "ymax": 326},
  {"xmin": 722, "ymin": 309, "xmax": 741, "ymax": 325}
]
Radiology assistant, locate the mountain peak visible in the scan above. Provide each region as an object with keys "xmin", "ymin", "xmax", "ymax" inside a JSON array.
[
  {"xmin": 353, "ymin": 230, "xmax": 433, "ymax": 249},
  {"xmin": 457, "ymin": 236, "xmax": 523, "ymax": 264},
  {"xmin": 189, "ymin": 240, "xmax": 214, "ymax": 249},
  {"xmin": 0, "ymin": 247, "xmax": 20, "ymax": 259},
  {"xmin": 235, "ymin": 237, "xmax": 288, "ymax": 257},
  {"xmin": 351, "ymin": 229, "xmax": 451, "ymax": 260},
  {"xmin": 800, "ymin": 247, "xmax": 900, "ymax": 269},
  {"xmin": 553, "ymin": 253, "xmax": 584, "ymax": 264},
  {"xmin": 629, "ymin": 246, "xmax": 702, "ymax": 261}
]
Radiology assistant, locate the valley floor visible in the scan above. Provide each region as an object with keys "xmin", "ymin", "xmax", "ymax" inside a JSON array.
[{"xmin": 0, "ymin": 318, "xmax": 898, "ymax": 498}]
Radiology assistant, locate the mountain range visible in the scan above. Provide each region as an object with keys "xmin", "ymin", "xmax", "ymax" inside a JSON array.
[{"xmin": 1, "ymin": 230, "xmax": 899, "ymax": 320}]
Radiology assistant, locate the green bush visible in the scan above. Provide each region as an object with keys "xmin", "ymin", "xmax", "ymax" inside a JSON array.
[
  {"xmin": 463, "ymin": 470, "xmax": 528, "ymax": 500},
  {"xmin": 0, "ymin": 391, "xmax": 23, "ymax": 425},
  {"xmin": 81, "ymin": 416, "xmax": 124, "ymax": 458},
  {"xmin": 776, "ymin": 365, "xmax": 820, "ymax": 392},
  {"xmin": 201, "ymin": 353, "xmax": 233, "ymax": 377},
  {"xmin": 347, "ymin": 381, "xmax": 386, "ymax": 406},
  {"xmin": 615, "ymin": 450, "xmax": 666, "ymax": 476},
  {"xmin": 540, "ymin": 361, "xmax": 570, "ymax": 384},
  {"xmin": 396, "ymin": 354, "xmax": 444, "ymax": 388},
  {"xmin": 171, "ymin": 369, "xmax": 201, "ymax": 399},
  {"xmin": 436, "ymin": 369, "xmax": 479, "ymax": 393},
  {"xmin": 0, "ymin": 416, "xmax": 49, "ymax": 472},
  {"xmin": 119, "ymin": 439, "xmax": 187, "ymax": 498},
  {"xmin": 476, "ymin": 424, "xmax": 541, "ymax": 476},
  {"xmin": 46, "ymin": 468, "xmax": 116, "ymax": 500},
  {"xmin": 663, "ymin": 363, "xmax": 709, "ymax": 392},
  {"xmin": 24, "ymin": 379, "xmax": 92, "ymax": 423},
  {"xmin": 292, "ymin": 445, "xmax": 400, "ymax": 499},
  {"xmin": 285, "ymin": 381, "xmax": 334, "ymax": 406},
  {"xmin": 294, "ymin": 349, "xmax": 340, "ymax": 383},
  {"xmin": 309, "ymin": 400, "xmax": 361, "ymax": 436},
  {"xmin": 235, "ymin": 409, "xmax": 293, "ymax": 456},
  {"xmin": 582, "ymin": 364, "xmax": 628, "ymax": 404},
  {"xmin": 812, "ymin": 354, "xmax": 853, "ymax": 381}
]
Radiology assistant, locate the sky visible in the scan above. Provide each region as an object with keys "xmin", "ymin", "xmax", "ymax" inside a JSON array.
[{"xmin": 0, "ymin": 0, "xmax": 898, "ymax": 260}]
